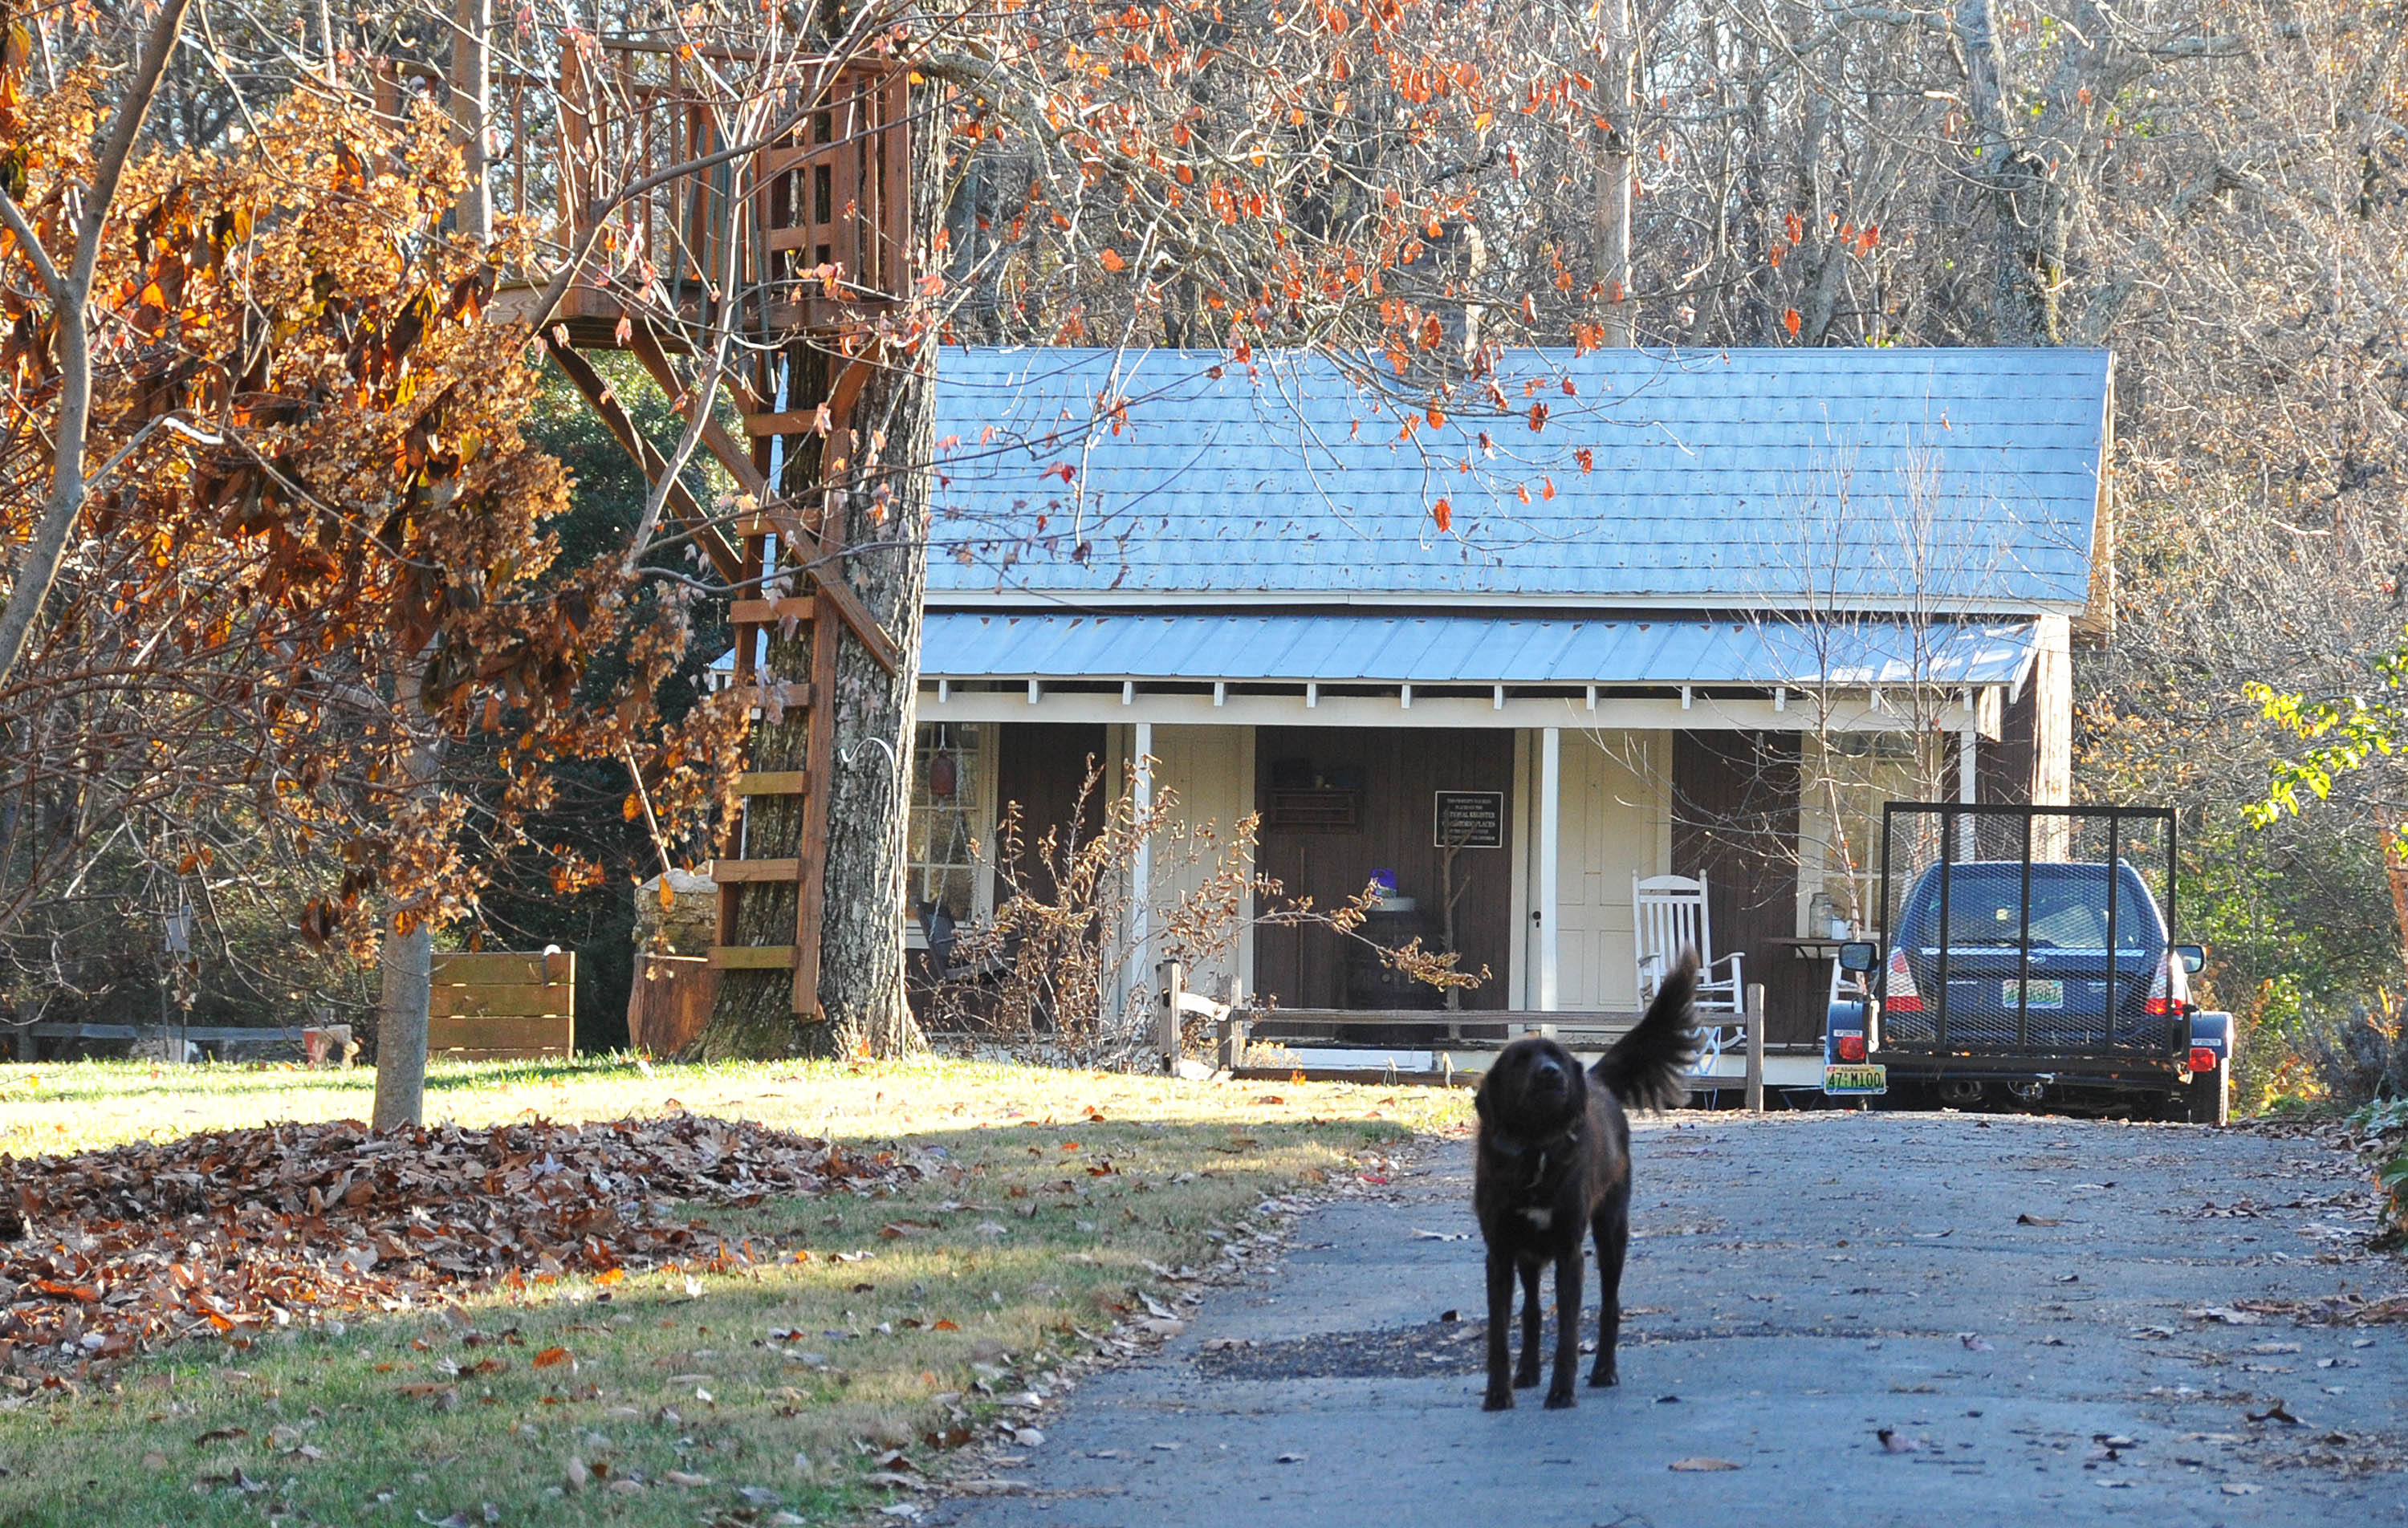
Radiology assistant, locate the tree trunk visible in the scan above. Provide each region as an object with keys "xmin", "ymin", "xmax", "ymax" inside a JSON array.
[
  {"xmin": 814, "ymin": 356, "xmax": 930, "ymax": 1055},
  {"xmin": 448, "ymin": 0, "xmax": 490, "ymax": 244},
  {"xmin": 370, "ymin": 681, "xmax": 445, "ymax": 1127},
  {"xmin": 1594, "ymin": 0, "xmax": 1636, "ymax": 345},
  {"xmin": 372, "ymin": 916, "xmax": 433, "ymax": 1129},
  {"xmin": 0, "ymin": 0, "xmax": 197, "ymax": 691},
  {"xmin": 2383, "ymin": 823, "xmax": 2408, "ymax": 990},
  {"xmin": 1954, "ymin": 0, "xmax": 2063, "ymax": 345},
  {"xmin": 697, "ymin": 72, "xmax": 940, "ymax": 1059}
]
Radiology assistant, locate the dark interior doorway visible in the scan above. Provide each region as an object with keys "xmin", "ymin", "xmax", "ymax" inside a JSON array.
[{"xmin": 1251, "ymin": 726, "xmax": 1515, "ymax": 1010}]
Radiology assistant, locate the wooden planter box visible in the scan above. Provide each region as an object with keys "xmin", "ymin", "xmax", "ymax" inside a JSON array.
[{"xmin": 429, "ymin": 950, "xmax": 576, "ymax": 1060}]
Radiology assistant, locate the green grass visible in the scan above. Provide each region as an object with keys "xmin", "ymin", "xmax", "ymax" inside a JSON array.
[{"xmin": 0, "ymin": 1055, "xmax": 1470, "ymax": 1526}]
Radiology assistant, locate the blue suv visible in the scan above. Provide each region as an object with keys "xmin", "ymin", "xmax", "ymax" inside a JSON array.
[{"xmin": 1824, "ymin": 805, "xmax": 2232, "ymax": 1124}]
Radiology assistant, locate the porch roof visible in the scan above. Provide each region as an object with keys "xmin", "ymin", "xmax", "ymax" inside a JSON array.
[{"xmin": 919, "ymin": 612, "xmax": 2039, "ymax": 689}]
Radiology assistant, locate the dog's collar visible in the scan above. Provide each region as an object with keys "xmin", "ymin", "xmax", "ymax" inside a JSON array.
[
  {"xmin": 1488, "ymin": 1124, "xmax": 1581, "ymax": 1193},
  {"xmin": 1488, "ymin": 1124, "xmax": 1580, "ymax": 1160}
]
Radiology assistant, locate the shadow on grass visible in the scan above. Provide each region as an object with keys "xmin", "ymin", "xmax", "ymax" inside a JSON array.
[{"xmin": 0, "ymin": 1110, "xmax": 1422, "ymax": 1528}]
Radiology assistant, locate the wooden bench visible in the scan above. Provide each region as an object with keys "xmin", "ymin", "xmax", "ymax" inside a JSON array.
[
  {"xmin": 1178, "ymin": 985, "xmax": 1771, "ymax": 1110},
  {"xmin": 429, "ymin": 950, "xmax": 575, "ymax": 1061}
]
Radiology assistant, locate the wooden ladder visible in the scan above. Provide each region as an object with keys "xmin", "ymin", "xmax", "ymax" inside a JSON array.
[
  {"xmin": 706, "ymin": 549, "xmax": 840, "ymax": 1017},
  {"xmin": 700, "ymin": 337, "xmax": 901, "ymax": 1017}
]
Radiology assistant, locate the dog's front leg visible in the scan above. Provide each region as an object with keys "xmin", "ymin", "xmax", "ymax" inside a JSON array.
[
  {"xmin": 1514, "ymin": 1258, "xmax": 1544, "ymax": 1388},
  {"xmin": 1590, "ymin": 1195, "xmax": 1630, "ymax": 1388},
  {"xmin": 1483, "ymin": 1248, "xmax": 1518, "ymax": 1410},
  {"xmin": 1544, "ymin": 1245, "xmax": 1584, "ymax": 1408}
]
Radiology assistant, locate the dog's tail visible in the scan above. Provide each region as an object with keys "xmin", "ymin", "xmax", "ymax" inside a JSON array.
[{"xmin": 1592, "ymin": 950, "xmax": 1700, "ymax": 1112}]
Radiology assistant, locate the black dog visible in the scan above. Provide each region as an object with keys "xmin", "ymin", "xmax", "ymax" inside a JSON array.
[{"xmin": 1473, "ymin": 952, "xmax": 1698, "ymax": 1409}]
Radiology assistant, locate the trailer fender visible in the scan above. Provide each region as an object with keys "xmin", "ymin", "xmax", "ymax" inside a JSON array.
[
  {"xmin": 1826, "ymin": 998, "xmax": 1873, "ymax": 1064},
  {"xmin": 2188, "ymin": 1010, "xmax": 2235, "ymax": 1063}
]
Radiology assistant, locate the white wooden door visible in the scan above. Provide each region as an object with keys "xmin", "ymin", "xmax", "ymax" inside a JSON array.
[
  {"xmin": 1554, "ymin": 730, "xmax": 1669, "ymax": 1010},
  {"xmin": 1148, "ymin": 725, "xmax": 1257, "ymax": 1005}
]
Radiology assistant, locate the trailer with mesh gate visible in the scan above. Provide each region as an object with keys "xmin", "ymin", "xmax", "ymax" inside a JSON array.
[{"xmin": 1823, "ymin": 803, "xmax": 2232, "ymax": 1123}]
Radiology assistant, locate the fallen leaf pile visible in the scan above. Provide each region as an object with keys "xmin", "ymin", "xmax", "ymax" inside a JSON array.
[
  {"xmin": 2191, "ymin": 1294, "xmax": 2408, "ymax": 1327},
  {"xmin": 0, "ymin": 1115, "xmax": 918, "ymax": 1372}
]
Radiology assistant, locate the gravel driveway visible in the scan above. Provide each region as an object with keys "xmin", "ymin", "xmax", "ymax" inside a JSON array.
[{"xmin": 927, "ymin": 1110, "xmax": 2405, "ymax": 1527}]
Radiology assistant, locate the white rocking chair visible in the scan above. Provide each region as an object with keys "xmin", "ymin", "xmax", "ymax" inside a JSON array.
[{"xmin": 1633, "ymin": 872, "xmax": 1748, "ymax": 1079}]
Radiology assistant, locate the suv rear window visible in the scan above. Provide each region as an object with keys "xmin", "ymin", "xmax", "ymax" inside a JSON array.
[{"xmin": 1904, "ymin": 864, "xmax": 2165, "ymax": 952}]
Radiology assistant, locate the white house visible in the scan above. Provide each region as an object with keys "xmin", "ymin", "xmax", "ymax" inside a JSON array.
[{"xmin": 907, "ymin": 345, "xmax": 2111, "ymax": 1047}]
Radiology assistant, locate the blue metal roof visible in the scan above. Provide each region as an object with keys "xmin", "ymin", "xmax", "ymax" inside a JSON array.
[
  {"xmin": 929, "ymin": 346, "xmax": 2109, "ymax": 613},
  {"xmin": 921, "ymin": 613, "xmax": 2040, "ymax": 689}
]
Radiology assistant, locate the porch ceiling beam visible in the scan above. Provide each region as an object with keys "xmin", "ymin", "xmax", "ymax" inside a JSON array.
[{"xmin": 920, "ymin": 686, "xmax": 1992, "ymax": 733}]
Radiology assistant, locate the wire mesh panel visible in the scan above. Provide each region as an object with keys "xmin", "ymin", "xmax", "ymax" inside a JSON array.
[{"xmin": 1877, "ymin": 805, "xmax": 2180, "ymax": 1056}]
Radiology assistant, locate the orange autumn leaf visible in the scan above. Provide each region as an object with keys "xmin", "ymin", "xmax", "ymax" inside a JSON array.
[
  {"xmin": 933, "ymin": 1319, "xmax": 961, "ymax": 1331},
  {"xmin": 1784, "ymin": 308, "xmax": 1803, "ymax": 337},
  {"xmin": 1099, "ymin": 247, "xmax": 1125, "ymax": 273},
  {"xmin": 533, "ymin": 1347, "xmax": 572, "ymax": 1369},
  {"xmin": 1431, "ymin": 498, "xmax": 1453, "ymax": 532}
]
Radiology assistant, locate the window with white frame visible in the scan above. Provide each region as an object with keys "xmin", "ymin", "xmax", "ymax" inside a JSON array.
[
  {"xmin": 1798, "ymin": 731, "xmax": 1945, "ymax": 937},
  {"xmin": 906, "ymin": 722, "xmax": 992, "ymax": 941}
]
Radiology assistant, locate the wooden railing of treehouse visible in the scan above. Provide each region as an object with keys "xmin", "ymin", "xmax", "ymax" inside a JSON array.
[{"xmin": 389, "ymin": 35, "xmax": 910, "ymax": 1017}]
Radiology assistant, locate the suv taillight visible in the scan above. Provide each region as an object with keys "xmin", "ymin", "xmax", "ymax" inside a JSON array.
[
  {"xmin": 2145, "ymin": 955, "xmax": 2173, "ymax": 1017},
  {"xmin": 2189, "ymin": 1046, "xmax": 2218, "ymax": 1074},
  {"xmin": 1836, "ymin": 1034, "xmax": 1868, "ymax": 1063},
  {"xmin": 1885, "ymin": 948, "xmax": 1922, "ymax": 1013}
]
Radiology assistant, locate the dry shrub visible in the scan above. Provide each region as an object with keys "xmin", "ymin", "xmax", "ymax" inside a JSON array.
[
  {"xmin": 2240, "ymin": 990, "xmax": 2408, "ymax": 1117},
  {"xmin": 921, "ymin": 761, "xmax": 1478, "ymax": 1067}
]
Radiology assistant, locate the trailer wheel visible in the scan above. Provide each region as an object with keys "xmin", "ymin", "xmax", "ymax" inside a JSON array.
[{"xmin": 2186, "ymin": 1061, "xmax": 2231, "ymax": 1127}]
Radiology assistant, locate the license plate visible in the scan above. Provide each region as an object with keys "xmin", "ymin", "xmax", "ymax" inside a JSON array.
[
  {"xmin": 2005, "ymin": 978, "xmax": 2064, "ymax": 1010},
  {"xmin": 1824, "ymin": 1064, "xmax": 1887, "ymax": 1095}
]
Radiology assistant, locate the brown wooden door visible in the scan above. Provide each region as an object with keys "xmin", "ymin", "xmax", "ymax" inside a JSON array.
[{"xmin": 1671, "ymin": 730, "xmax": 1810, "ymax": 1042}]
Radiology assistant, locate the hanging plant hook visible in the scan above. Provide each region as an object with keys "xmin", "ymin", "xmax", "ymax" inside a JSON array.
[{"xmin": 838, "ymin": 735, "xmax": 899, "ymax": 772}]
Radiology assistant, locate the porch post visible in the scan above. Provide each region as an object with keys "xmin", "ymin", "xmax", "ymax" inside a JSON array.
[
  {"xmin": 1127, "ymin": 721, "xmax": 1153, "ymax": 1025},
  {"xmin": 1959, "ymin": 717, "xmax": 1978, "ymax": 859},
  {"xmin": 1537, "ymin": 726, "xmax": 1561, "ymax": 1012}
]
